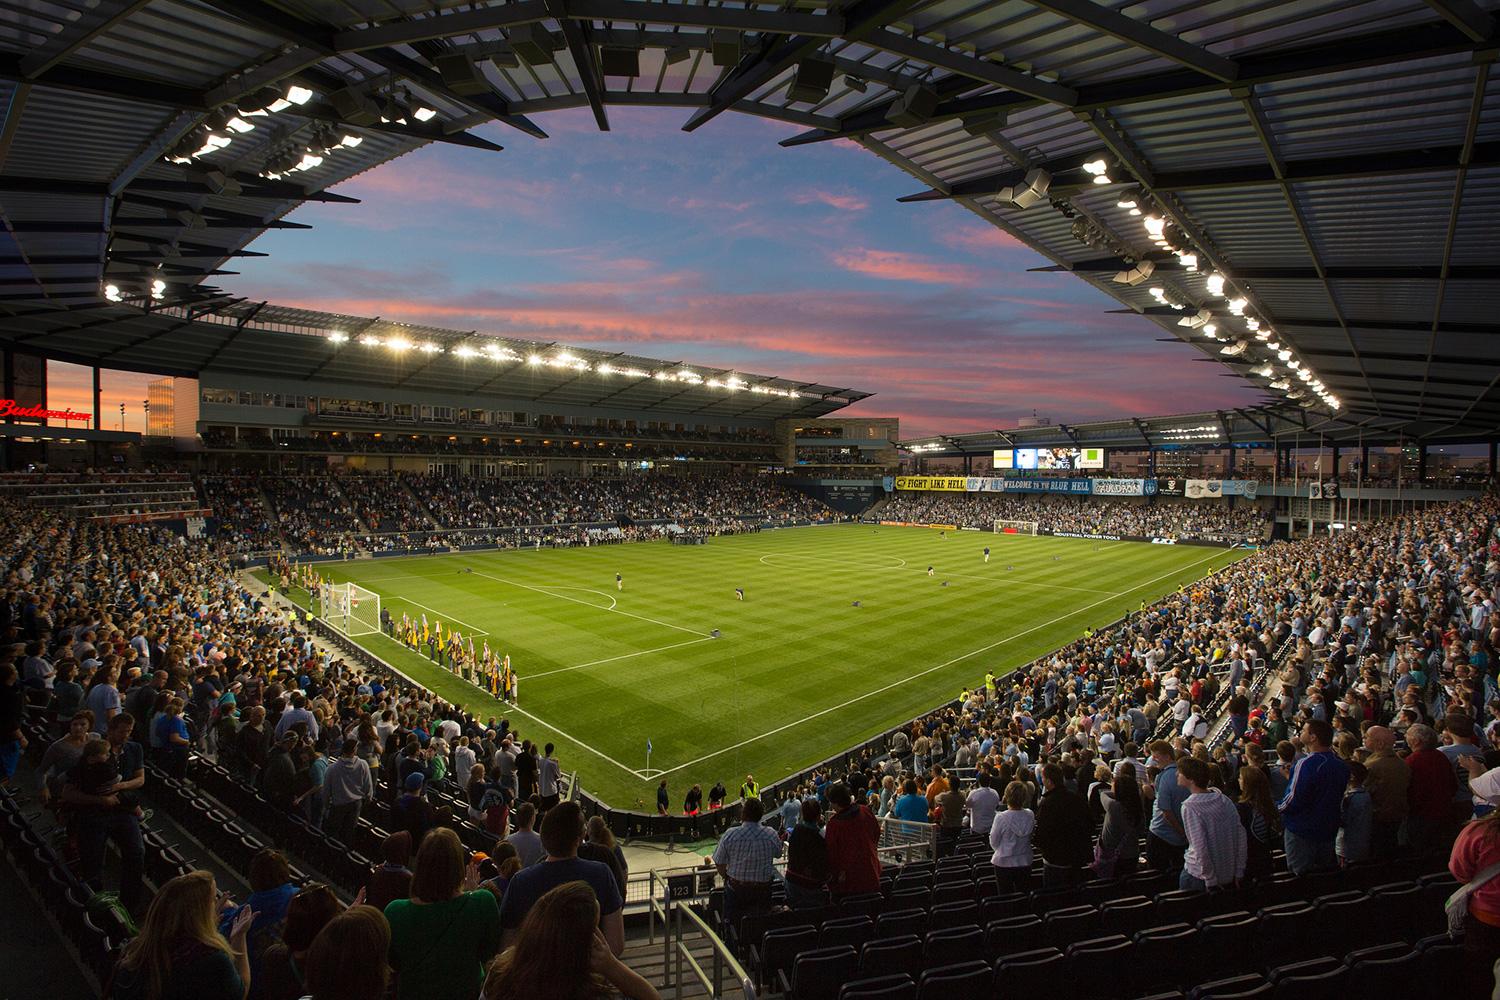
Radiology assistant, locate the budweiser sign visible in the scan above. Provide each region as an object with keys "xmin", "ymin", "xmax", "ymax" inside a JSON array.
[{"xmin": 0, "ymin": 399, "xmax": 91, "ymax": 422}]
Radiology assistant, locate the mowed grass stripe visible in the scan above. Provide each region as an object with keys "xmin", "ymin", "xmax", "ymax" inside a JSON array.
[{"xmin": 299, "ymin": 526, "xmax": 1245, "ymax": 806}]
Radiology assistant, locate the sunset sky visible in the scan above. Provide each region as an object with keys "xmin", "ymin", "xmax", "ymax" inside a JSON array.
[{"xmin": 54, "ymin": 106, "xmax": 1261, "ymax": 438}]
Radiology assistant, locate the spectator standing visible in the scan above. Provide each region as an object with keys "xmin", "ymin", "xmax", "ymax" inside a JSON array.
[
  {"xmin": 301, "ymin": 905, "xmax": 392, "ymax": 1000},
  {"xmin": 1094, "ymin": 762, "xmax": 1144, "ymax": 879},
  {"xmin": 0, "ymin": 662, "xmax": 25, "ymax": 787},
  {"xmin": 1362, "ymin": 725, "xmax": 1410, "ymax": 859},
  {"xmin": 892, "ymin": 779, "xmax": 929, "ymax": 822},
  {"xmin": 1145, "ymin": 742, "xmax": 1189, "ymax": 871},
  {"xmin": 823, "ymin": 782, "xmax": 880, "ymax": 899},
  {"xmin": 257, "ymin": 883, "xmax": 342, "ymax": 1000},
  {"xmin": 65, "ymin": 714, "xmax": 145, "ymax": 913},
  {"xmin": 965, "ymin": 773, "xmax": 1000, "ymax": 836},
  {"xmin": 1406, "ymin": 723, "xmax": 1458, "ymax": 856},
  {"xmin": 497, "ymin": 802, "xmax": 624, "ymax": 955},
  {"xmin": 506, "ymin": 803, "xmax": 545, "ymax": 868},
  {"xmin": 1178, "ymin": 756, "xmax": 1246, "ymax": 891},
  {"xmin": 323, "ymin": 739, "xmax": 373, "ymax": 846},
  {"xmin": 384, "ymin": 828, "xmax": 502, "ymax": 1000},
  {"xmin": 710, "ymin": 797, "xmax": 783, "ymax": 933},
  {"xmin": 1277, "ymin": 720, "xmax": 1350, "ymax": 874},
  {"xmin": 1034, "ymin": 763, "xmax": 1093, "ymax": 888},
  {"xmin": 1338, "ymin": 762, "xmax": 1374, "ymax": 865},
  {"xmin": 537, "ymin": 743, "xmax": 561, "ymax": 813},
  {"xmin": 990, "ymin": 780, "xmax": 1036, "ymax": 892},
  {"xmin": 365, "ymin": 832, "xmax": 413, "ymax": 913},
  {"xmin": 784, "ymin": 799, "xmax": 830, "ymax": 909}
]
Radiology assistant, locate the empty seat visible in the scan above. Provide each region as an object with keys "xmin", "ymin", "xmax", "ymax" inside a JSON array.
[
  {"xmin": 928, "ymin": 900, "xmax": 979, "ymax": 932},
  {"xmin": 888, "ymin": 887, "xmax": 932, "ymax": 911},
  {"xmin": 1368, "ymin": 882, "xmax": 1422, "ymax": 944},
  {"xmin": 784, "ymin": 946, "xmax": 859, "ymax": 1000},
  {"xmin": 859, "ymin": 935, "xmax": 923, "ymax": 979},
  {"xmin": 838, "ymin": 893, "xmax": 886, "ymax": 920},
  {"xmin": 1043, "ymin": 904, "xmax": 1101, "ymax": 947},
  {"xmin": 1415, "ymin": 933, "xmax": 1464, "ymax": 997},
  {"xmin": 1311, "ymin": 891, "xmax": 1379, "ymax": 957},
  {"xmin": 821, "ymin": 916, "xmax": 876, "ymax": 952},
  {"xmin": 1196, "ymin": 912, "xmax": 1260, "ymax": 977},
  {"xmin": 838, "ymin": 975, "xmax": 916, "ymax": 1000},
  {"xmin": 923, "ymin": 925, "xmax": 983, "ymax": 967},
  {"xmin": 876, "ymin": 908, "xmax": 928, "ymax": 940},
  {"xmin": 1255, "ymin": 902, "xmax": 1318, "ymax": 964},
  {"xmin": 1188, "ymin": 974, "xmax": 1273, "ymax": 999},
  {"xmin": 917, "ymin": 961, "xmax": 990, "ymax": 1000},
  {"xmin": 1415, "ymin": 876, "xmax": 1461, "ymax": 940},
  {"xmin": 1267, "ymin": 957, "xmax": 1348, "ymax": 1000},
  {"xmin": 984, "ymin": 914, "xmax": 1044, "ymax": 960},
  {"xmin": 1345, "ymin": 943, "xmax": 1422, "ymax": 997},
  {"xmin": 1155, "ymin": 889, "xmax": 1212, "ymax": 927},
  {"xmin": 1132, "ymin": 924, "xmax": 1201, "ymax": 994},
  {"xmin": 752, "ymin": 925, "xmax": 818, "ymax": 989},
  {"xmin": 993, "ymin": 947, "xmax": 1065, "ymax": 996},
  {"xmin": 1100, "ymin": 895, "xmax": 1157, "ymax": 938},
  {"xmin": 931, "ymin": 881, "xmax": 975, "ymax": 906},
  {"xmin": 1065, "ymin": 935, "xmax": 1135, "ymax": 999},
  {"xmin": 979, "ymin": 891, "xmax": 1032, "ymax": 923}
]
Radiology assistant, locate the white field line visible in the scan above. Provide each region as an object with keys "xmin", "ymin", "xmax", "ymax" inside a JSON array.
[
  {"xmin": 651, "ymin": 546, "xmax": 1232, "ymax": 778},
  {"xmin": 531, "ymin": 585, "xmax": 618, "ymax": 611},
  {"xmin": 526, "ymin": 636, "xmax": 717, "ymax": 679},
  {"xmin": 758, "ymin": 550, "xmax": 1118, "ymax": 596},
  {"xmin": 387, "ymin": 597, "xmax": 490, "ymax": 637},
  {"xmin": 758, "ymin": 553, "xmax": 907, "ymax": 570},
  {"xmin": 466, "ymin": 568, "xmax": 713, "ymax": 638}
]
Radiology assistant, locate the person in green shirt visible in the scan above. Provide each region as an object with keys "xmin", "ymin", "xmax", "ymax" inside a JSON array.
[{"xmin": 384, "ymin": 827, "xmax": 500, "ymax": 1000}]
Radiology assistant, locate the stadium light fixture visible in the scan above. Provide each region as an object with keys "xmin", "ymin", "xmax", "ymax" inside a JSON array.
[
  {"xmin": 327, "ymin": 331, "xmax": 348, "ymax": 344},
  {"xmin": 1113, "ymin": 259, "xmax": 1155, "ymax": 285},
  {"xmin": 418, "ymin": 342, "xmax": 441, "ymax": 353},
  {"xmin": 151, "ymin": 278, "xmax": 166, "ymax": 299},
  {"xmin": 104, "ymin": 284, "xmax": 122, "ymax": 302},
  {"xmin": 413, "ymin": 107, "xmax": 438, "ymax": 122},
  {"xmin": 1177, "ymin": 252, "xmax": 1198, "ymax": 271},
  {"xmin": 454, "ymin": 345, "xmax": 477, "ymax": 358},
  {"xmin": 1269, "ymin": 379, "xmax": 1290, "ymax": 390},
  {"xmin": 527, "ymin": 355, "xmax": 542, "ymax": 365},
  {"xmin": 360, "ymin": 334, "xmax": 382, "ymax": 347},
  {"xmin": 999, "ymin": 167, "xmax": 1051, "ymax": 209},
  {"xmin": 286, "ymin": 85, "xmax": 315, "ymax": 105},
  {"xmin": 1227, "ymin": 297, "xmax": 1248, "ymax": 315},
  {"xmin": 1205, "ymin": 272, "xmax": 1226, "ymax": 297},
  {"xmin": 1201, "ymin": 323, "xmax": 1218, "ymax": 338},
  {"xmin": 1251, "ymin": 364, "xmax": 1274, "ymax": 377},
  {"xmin": 225, "ymin": 116, "xmax": 256, "ymax": 134},
  {"xmin": 340, "ymin": 134, "xmax": 363, "ymax": 147},
  {"xmin": 1287, "ymin": 359, "xmax": 1302, "ymax": 370},
  {"xmin": 386, "ymin": 337, "xmax": 412, "ymax": 351},
  {"xmin": 1142, "ymin": 214, "xmax": 1165, "ymax": 238},
  {"xmin": 1220, "ymin": 341, "xmax": 1248, "ymax": 356},
  {"xmin": 1277, "ymin": 349, "xmax": 1292, "ymax": 361},
  {"xmin": 1178, "ymin": 308, "xmax": 1212, "ymax": 329}
]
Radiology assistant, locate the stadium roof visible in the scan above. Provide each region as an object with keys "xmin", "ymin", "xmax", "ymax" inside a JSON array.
[
  {"xmin": 0, "ymin": 0, "xmax": 1497, "ymax": 437},
  {"xmin": 897, "ymin": 406, "xmax": 1427, "ymax": 455},
  {"xmin": 0, "ymin": 299, "xmax": 868, "ymax": 418}
]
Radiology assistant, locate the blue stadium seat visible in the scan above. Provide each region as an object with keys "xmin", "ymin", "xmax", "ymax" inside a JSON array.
[
  {"xmin": 1345, "ymin": 943, "xmax": 1423, "ymax": 996},
  {"xmin": 1042, "ymin": 903, "xmax": 1100, "ymax": 946}
]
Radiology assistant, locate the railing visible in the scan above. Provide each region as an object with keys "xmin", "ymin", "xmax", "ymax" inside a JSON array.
[{"xmin": 659, "ymin": 889, "xmax": 755, "ymax": 1000}]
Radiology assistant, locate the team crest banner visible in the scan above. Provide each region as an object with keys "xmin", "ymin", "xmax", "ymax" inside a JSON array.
[
  {"xmin": 1185, "ymin": 479, "xmax": 1222, "ymax": 499},
  {"xmin": 1091, "ymin": 478, "xmax": 1147, "ymax": 497}
]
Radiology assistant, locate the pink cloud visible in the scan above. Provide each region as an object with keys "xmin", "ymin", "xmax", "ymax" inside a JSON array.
[
  {"xmin": 939, "ymin": 222, "xmax": 1025, "ymax": 254},
  {"xmin": 792, "ymin": 189, "xmax": 869, "ymax": 212},
  {"xmin": 830, "ymin": 248, "xmax": 984, "ymax": 287}
]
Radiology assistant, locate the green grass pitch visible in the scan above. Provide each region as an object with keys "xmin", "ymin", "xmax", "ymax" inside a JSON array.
[{"xmin": 281, "ymin": 525, "xmax": 1247, "ymax": 809}]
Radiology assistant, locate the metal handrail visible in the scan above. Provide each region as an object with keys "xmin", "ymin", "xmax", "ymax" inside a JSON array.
[{"xmin": 669, "ymin": 897, "xmax": 755, "ymax": 1000}]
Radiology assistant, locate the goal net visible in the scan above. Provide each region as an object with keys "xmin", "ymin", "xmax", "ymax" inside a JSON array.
[
  {"xmin": 320, "ymin": 581, "xmax": 381, "ymax": 637},
  {"xmin": 993, "ymin": 519, "xmax": 1039, "ymax": 536}
]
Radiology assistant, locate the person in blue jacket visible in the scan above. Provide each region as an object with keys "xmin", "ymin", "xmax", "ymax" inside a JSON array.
[{"xmin": 1277, "ymin": 718, "xmax": 1350, "ymax": 874}]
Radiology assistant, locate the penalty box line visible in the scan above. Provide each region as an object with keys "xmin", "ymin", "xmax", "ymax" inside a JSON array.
[
  {"xmin": 526, "ymin": 636, "xmax": 718, "ymax": 679},
  {"xmin": 465, "ymin": 568, "xmax": 713, "ymax": 638},
  {"xmin": 650, "ymin": 546, "xmax": 1233, "ymax": 779}
]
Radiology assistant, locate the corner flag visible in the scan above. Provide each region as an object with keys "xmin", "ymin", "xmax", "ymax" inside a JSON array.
[{"xmin": 647, "ymin": 739, "xmax": 653, "ymax": 754}]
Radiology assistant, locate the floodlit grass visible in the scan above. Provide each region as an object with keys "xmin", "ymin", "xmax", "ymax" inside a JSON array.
[{"xmin": 280, "ymin": 525, "xmax": 1246, "ymax": 809}]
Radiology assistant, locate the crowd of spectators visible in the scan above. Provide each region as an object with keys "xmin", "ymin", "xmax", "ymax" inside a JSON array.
[
  {"xmin": 879, "ymin": 492, "xmax": 1270, "ymax": 541},
  {"xmin": 196, "ymin": 472, "xmax": 836, "ymax": 555}
]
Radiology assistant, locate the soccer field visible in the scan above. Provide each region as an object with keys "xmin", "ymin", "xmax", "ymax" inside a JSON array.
[{"xmin": 288, "ymin": 525, "xmax": 1248, "ymax": 809}]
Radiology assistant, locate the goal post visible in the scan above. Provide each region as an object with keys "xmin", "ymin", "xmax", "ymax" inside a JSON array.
[
  {"xmin": 320, "ymin": 581, "xmax": 382, "ymax": 637},
  {"xmin": 993, "ymin": 519, "xmax": 1039, "ymax": 536}
]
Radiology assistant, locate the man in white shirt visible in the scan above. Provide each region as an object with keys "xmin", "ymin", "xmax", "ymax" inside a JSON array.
[
  {"xmin": 537, "ymin": 743, "xmax": 561, "ymax": 810},
  {"xmin": 965, "ymin": 773, "xmax": 1000, "ymax": 835},
  {"xmin": 452, "ymin": 737, "xmax": 477, "ymax": 789}
]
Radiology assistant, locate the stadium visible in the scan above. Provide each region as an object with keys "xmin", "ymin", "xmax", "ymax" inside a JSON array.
[{"xmin": 0, "ymin": 0, "xmax": 1498, "ymax": 998}]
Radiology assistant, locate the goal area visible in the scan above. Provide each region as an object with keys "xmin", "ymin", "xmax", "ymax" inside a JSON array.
[
  {"xmin": 993, "ymin": 519, "xmax": 1039, "ymax": 536},
  {"xmin": 319, "ymin": 581, "xmax": 382, "ymax": 638}
]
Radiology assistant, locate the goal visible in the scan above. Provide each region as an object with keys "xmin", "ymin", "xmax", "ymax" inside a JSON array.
[
  {"xmin": 993, "ymin": 520, "xmax": 1039, "ymax": 536},
  {"xmin": 319, "ymin": 581, "xmax": 382, "ymax": 638}
]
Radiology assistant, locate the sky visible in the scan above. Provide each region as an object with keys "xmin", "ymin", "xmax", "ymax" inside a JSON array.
[{"xmin": 53, "ymin": 106, "xmax": 1261, "ymax": 438}]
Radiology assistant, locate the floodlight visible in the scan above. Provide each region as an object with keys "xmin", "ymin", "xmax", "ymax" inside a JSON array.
[
  {"xmin": 413, "ymin": 107, "xmax": 438, "ymax": 122},
  {"xmin": 387, "ymin": 337, "xmax": 411, "ymax": 351},
  {"xmin": 328, "ymin": 331, "xmax": 348, "ymax": 344},
  {"xmin": 1227, "ymin": 297, "xmax": 1247, "ymax": 315},
  {"xmin": 1178, "ymin": 308, "xmax": 1212, "ymax": 329},
  {"xmin": 104, "ymin": 284, "xmax": 122, "ymax": 302},
  {"xmin": 286, "ymin": 85, "xmax": 315, "ymax": 105},
  {"xmin": 999, "ymin": 167, "xmax": 1051, "ymax": 209},
  {"xmin": 1205, "ymin": 272, "xmax": 1226, "ymax": 296},
  {"xmin": 1113, "ymin": 259, "xmax": 1155, "ymax": 285}
]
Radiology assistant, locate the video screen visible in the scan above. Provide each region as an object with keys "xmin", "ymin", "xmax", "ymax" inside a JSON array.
[
  {"xmin": 1014, "ymin": 448, "xmax": 1038, "ymax": 469},
  {"xmin": 992, "ymin": 449, "xmax": 1014, "ymax": 469},
  {"xmin": 1036, "ymin": 448, "xmax": 1076, "ymax": 470}
]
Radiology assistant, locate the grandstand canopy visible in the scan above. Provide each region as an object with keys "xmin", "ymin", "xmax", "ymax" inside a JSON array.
[{"xmin": 0, "ymin": 0, "xmax": 1497, "ymax": 437}]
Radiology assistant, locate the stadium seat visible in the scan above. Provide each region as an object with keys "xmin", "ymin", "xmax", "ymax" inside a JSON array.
[
  {"xmin": 838, "ymin": 893, "xmax": 886, "ymax": 920},
  {"xmin": 750, "ymin": 925, "xmax": 818, "ymax": 988},
  {"xmin": 1415, "ymin": 876, "xmax": 1461, "ymax": 940},
  {"xmin": 1188, "ymin": 974, "xmax": 1273, "ymax": 999},
  {"xmin": 1042, "ymin": 903, "xmax": 1101, "ymax": 946},
  {"xmin": 923, "ymin": 925, "xmax": 983, "ymax": 967},
  {"xmin": 1155, "ymin": 889, "xmax": 1212, "ymax": 926},
  {"xmin": 820, "ymin": 916, "xmax": 876, "ymax": 951},
  {"xmin": 876, "ymin": 908, "xmax": 928, "ymax": 940},
  {"xmin": 993, "ymin": 947, "xmax": 1065, "ymax": 996},
  {"xmin": 782, "ymin": 946, "xmax": 859, "ymax": 1000},
  {"xmin": 1196, "ymin": 912, "xmax": 1260, "ymax": 977},
  {"xmin": 1367, "ymin": 882, "xmax": 1422, "ymax": 943},
  {"xmin": 916, "ymin": 961, "xmax": 991, "ymax": 1000},
  {"xmin": 979, "ymin": 891, "xmax": 1032, "ymax": 923},
  {"xmin": 984, "ymin": 914, "xmax": 1044, "ymax": 960},
  {"xmin": 1099, "ymin": 894, "xmax": 1157, "ymax": 938},
  {"xmin": 858, "ymin": 935, "xmax": 924, "ymax": 979},
  {"xmin": 1267, "ymin": 957, "xmax": 1348, "ymax": 999},
  {"xmin": 1311, "ymin": 891, "xmax": 1380, "ymax": 957},
  {"xmin": 1255, "ymin": 902, "xmax": 1319, "ymax": 964},
  {"xmin": 888, "ymin": 887, "xmax": 932, "ymax": 911},
  {"xmin": 838, "ymin": 975, "xmax": 916, "ymax": 1000},
  {"xmin": 1346, "ymin": 944, "xmax": 1423, "ymax": 997},
  {"xmin": 1064, "ymin": 935, "xmax": 1135, "ymax": 999},
  {"xmin": 927, "ymin": 900, "xmax": 979, "ymax": 931},
  {"xmin": 930, "ymin": 881, "xmax": 975, "ymax": 906},
  {"xmin": 1415, "ymin": 933, "xmax": 1464, "ymax": 996},
  {"xmin": 1131, "ymin": 924, "xmax": 1200, "ymax": 994}
]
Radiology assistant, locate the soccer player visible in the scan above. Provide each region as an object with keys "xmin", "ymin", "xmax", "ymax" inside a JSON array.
[
  {"xmin": 927, "ymin": 565, "xmax": 934, "ymax": 577},
  {"xmin": 983, "ymin": 546, "xmax": 991, "ymax": 563},
  {"xmin": 735, "ymin": 587, "xmax": 744, "ymax": 601},
  {"xmin": 616, "ymin": 572, "xmax": 623, "ymax": 591}
]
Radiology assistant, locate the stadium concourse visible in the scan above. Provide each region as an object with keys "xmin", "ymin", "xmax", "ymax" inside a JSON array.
[{"xmin": 0, "ymin": 471, "xmax": 1494, "ymax": 999}]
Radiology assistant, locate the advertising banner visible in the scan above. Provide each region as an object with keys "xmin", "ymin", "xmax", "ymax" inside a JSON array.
[
  {"xmin": 1156, "ymin": 478, "xmax": 1184, "ymax": 496},
  {"xmin": 1077, "ymin": 447, "xmax": 1105, "ymax": 470},
  {"xmin": 1000, "ymin": 478, "xmax": 1094, "ymax": 494},
  {"xmin": 1091, "ymin": 478, "xmax": 1146, "ymax": 497},
  {"xmin": 992, "ymin": 449, "xmax": 1014, "ymax": 470},
  {"xmin": 894, "ymin": 476, "xmax": 968, "ymax": 491},
  {"xmin": 1219, "ymin": 479, "xmax": 1259, "ymax": 498},
  {"xmin": 882, "ymin": 476, "xmax": 895, "ymax": 493},
  {"xmin": 1185, "ymin": 479, "xmax": 1222, "ymax": 499}
]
